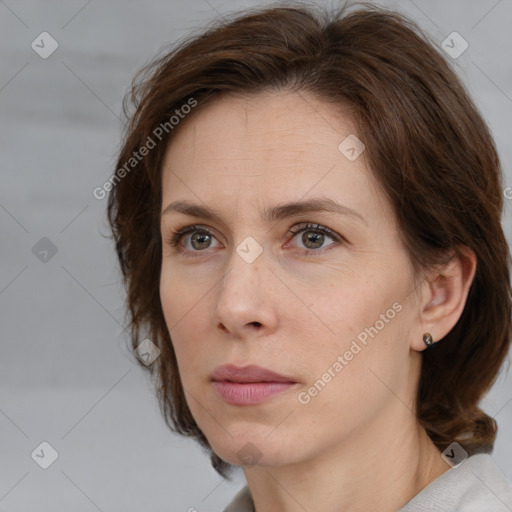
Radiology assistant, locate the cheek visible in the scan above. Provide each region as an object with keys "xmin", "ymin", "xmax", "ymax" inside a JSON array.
[
  {"xmin": 296, "ymin": 308, "xmax": 409, "ymax": 440},
  {"xmin": 300, "ymin": 277, "xmax": 391, "ymax": 349},
  {"xmin": 297, "ymin": 277, "xmax": 410, "ymax": 397},
  {"xmin": 159, "ymin": 261, "xmax": 211, "ymax": 324},
  {"xmin": 159, "ymin": 270, "xmax": 205, "ymax": 375}
]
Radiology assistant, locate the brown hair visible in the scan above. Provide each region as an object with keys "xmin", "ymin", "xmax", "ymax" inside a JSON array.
[{"xmin": 107, "ymin": 1, "xmax": 512, "ymax": 478}]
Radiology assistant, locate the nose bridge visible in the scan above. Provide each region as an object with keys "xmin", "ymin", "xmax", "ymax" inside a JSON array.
[
  {"xmin": 219, "ymin": 238, "xmax": 265, "ymax": 300},
  {"xmin": 213, "ymin": 236, "xmax": 270, "ymax": 332}
]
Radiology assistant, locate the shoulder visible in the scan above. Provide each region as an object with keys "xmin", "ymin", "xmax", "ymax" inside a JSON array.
[{"xmin": 399, "ymin": 453, "xmax": 512, "ymax": 511}]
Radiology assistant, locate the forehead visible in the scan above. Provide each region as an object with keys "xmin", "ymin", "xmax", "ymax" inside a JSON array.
[
  {"xmin": 165, "ymin": 90, "xmax": 357, "ymax": 164},
  {"xmin": 160, "ymin": 89, "xmax": 393, "ymax": 227}
]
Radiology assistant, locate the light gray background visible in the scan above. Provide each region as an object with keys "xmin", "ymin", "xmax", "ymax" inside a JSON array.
[{"xmin": 1, "ymin": 0, "xmax": 511, "ymax": 510}]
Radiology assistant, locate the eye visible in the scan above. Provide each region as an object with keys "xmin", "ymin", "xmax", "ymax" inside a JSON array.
[
  {"xmin": 286, "ymin": 223, "xmax": 342, "ymax": 254},
  {"xmin": 165, "ymin": 222, "xmax": 343, "ymax": 256},
  {"xmin": 166, "ymin": 224, "xmax": 221, "ymax": 253}
]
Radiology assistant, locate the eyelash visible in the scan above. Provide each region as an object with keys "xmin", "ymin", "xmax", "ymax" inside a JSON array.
[{"xmin": 165, "ymin": 222, "xmax": 343, "ymax": 257}]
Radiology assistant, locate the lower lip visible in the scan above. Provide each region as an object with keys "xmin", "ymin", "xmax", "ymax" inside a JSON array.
[{"xmin": 212, "ymin": 381, "xmax": 297, "ymax": 405}]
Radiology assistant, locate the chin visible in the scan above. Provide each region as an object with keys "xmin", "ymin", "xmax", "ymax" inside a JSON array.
[{"xmin": 206, "ymin": 427, "xmax": 302, "ymax": 468}]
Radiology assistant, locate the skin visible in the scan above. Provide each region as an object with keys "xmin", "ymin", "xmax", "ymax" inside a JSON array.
[{"xmin": 159, "ymin": 89, "xmax": 476, "ymax": 512}]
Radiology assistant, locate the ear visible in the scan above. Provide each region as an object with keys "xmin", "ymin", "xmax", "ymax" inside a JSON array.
[{"xmin": 411, "ymin": 246, "xmax": 477, "ymax": 352}]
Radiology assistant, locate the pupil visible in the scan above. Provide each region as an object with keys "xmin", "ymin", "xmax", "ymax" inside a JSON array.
[
  {"xmin": 192, "ymin": 232, "xmax": 210, "ymax": 249},
  {"xmin": 303, "ymin": 231, "xmax": 323, "ymax": 249}
]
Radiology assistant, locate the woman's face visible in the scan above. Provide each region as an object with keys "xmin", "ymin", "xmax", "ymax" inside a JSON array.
[{"xmin": 159, "ymin": 89, "xmax": 423, "ymax": 467}]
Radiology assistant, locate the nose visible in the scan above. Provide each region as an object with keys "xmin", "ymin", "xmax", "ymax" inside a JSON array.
[{"xmin": 213, "ymin": 243, "xmax": 278, "ymax": 339}]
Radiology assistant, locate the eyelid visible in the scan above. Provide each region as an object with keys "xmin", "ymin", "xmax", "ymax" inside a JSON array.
[{"xmin": 287, "ymin": 222, "xmax": 341, "ymax": 241}]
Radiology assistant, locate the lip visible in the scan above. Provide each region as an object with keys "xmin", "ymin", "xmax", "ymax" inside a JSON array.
[
  {"xmin": 211, "ymin": 364, "xmax": 295, "ymax": 383},
  {"xmin": 211, "ymin": 364, "xmax": 298, "ymax": 405}
]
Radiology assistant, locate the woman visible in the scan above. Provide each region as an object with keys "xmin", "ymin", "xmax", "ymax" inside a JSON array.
[{"xmin": 107, "ymin": 1, "xmax": 512, "ymax": 510}]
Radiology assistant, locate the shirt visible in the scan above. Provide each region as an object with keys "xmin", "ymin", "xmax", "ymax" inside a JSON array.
[{"xmin": 223, "ymin": 453, "xmax": 512, "ymax": 511}]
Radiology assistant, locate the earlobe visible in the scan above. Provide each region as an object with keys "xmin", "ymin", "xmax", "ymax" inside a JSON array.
[
  {"xmin": 412, "ymin": 246, "xmax": 477, "ymax": 352},
  {"xmin": 422, "ymin": 332, "xmax": 434, "ymax": 347}
]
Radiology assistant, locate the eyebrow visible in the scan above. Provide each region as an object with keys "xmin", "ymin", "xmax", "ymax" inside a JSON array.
[{"xmin": 161, "ymin": 197, "xmax": 367, "ymax": 226}]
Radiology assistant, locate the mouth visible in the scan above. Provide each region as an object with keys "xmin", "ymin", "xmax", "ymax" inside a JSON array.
[{"xmin": 211, "ymin": 364, "xmax": 298, "ymax": 405}]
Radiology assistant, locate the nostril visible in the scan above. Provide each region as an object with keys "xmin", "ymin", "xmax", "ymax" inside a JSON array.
[{"xmin": 250, "ymin": 321, "xmax": 262, "ymax": 328}]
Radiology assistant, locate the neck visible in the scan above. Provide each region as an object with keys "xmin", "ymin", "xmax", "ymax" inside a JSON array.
[{"xmin": 243, "ymin": 400, "xmax": 450, "ymax": 512}]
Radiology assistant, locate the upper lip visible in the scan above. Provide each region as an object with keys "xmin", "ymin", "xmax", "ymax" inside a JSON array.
[{"xmin": 211, "ymin": 364, "xmax": 296, "ymax": 383}]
